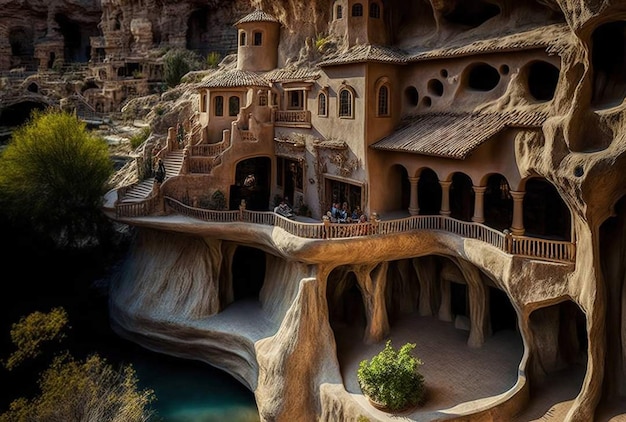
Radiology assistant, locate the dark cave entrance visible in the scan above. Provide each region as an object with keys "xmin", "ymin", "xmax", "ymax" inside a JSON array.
[
  {"xmin": 0, "ymin": 101, "xmax": 47, "ymax": 131},
  {"xmin": 466, "ymin": 63, "xmax": 500, "ymax": 91},
  {"xmin": 591, "ymin": 21, "xmax": 626, "ymax": 109},
  {"xmin": 451, "ymin": 281, "xmax": 468, "ymax": 320},
  {"xmin": 232, "ymin": 246, "xmax": 265, "ymax": 301},
  {"xmin": 443, "ymin": 0, "xmax": 500, "ymax": 28},
  {"xmin": 489, "ymin": 286, "xmax": 518, "ymax": 333},
  {"xmin": 600, "ymin": 194, "xmax": 626, "ymax": 396},
  {"xmin": 529, "ymin": 301, "xmax": 587, "ymax": 380},
  {"xmin": 55, "ymin": 14, "xmax": 98, "ymax": 63},
  {"xmin": 327, "ymin": 268, "xmax": 367, "ymax": 332},
  {"xmin": 523, "ymin": 178, "xmax": 571, "ymax": 240},
  {"xmin": 9, "ymin": 27, "xmax": 35, "ymax": 70}
]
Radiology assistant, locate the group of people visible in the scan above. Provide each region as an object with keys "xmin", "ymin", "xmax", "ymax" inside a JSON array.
[
  {"xmin": 326, "ymin": 202, "xmax": 367, "ymax": 224},
  {"xmin": 274, "ymin": 197, "xmax": 295, "ymax": 219}
]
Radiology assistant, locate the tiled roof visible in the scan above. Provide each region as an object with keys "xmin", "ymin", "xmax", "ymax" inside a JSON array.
[
  {"xmin": 319, "ymin": 44, "xmax": 408, "ymax": 67},
  {"xmin": 199, "ymin": 69, "xmax": 269, "ymax": 89},
  {"xmin": 264, "ymin": 67, "xmax": 321, "ymax": 82},
  {"xmin": 371, "ymin": 111, "xmax": 548, "ymax": 159},
  {"xmin": 405, "ymin": 23, "xmax": 569, "ymax": 62},
  {"xmin": 235, "ymin": 9, "xmax": 280, "ymax": 25}
]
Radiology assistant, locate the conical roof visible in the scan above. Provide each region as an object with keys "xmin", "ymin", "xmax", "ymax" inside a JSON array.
[{"xmin": 234, "ymin": 9, "xmax": 280, "ymax": 26}]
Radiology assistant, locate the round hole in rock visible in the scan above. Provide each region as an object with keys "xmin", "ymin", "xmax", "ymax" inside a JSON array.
[
  {"xmin": 405, "ymin": 86, "xmax": 419, "ymax": 107},
  {"xmin": 500, "ymin": 64, "xmax": 509, "ymax": 75},
  {"xmin": 466, "ymin": 63, "xmax": 500, "ymax": 91},
  {"xmin": 440, "ymin": 69, "xmax": 448, "ymax": 78},
  {"xmin": 427, "ymin": 79, "xmax": 444, "ymax": 97},
  {"xmin": 422, "ymin": 96, "xmax": 432, "ymax": 107},
  {"xmin": 527, "ymin": 61, "xmax": 559, "ymax": 101}
]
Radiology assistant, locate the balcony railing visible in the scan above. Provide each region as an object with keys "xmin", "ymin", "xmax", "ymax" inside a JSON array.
[{"xmin": 135, "ymin": 197, "xmax": 576, "ymax": 263}]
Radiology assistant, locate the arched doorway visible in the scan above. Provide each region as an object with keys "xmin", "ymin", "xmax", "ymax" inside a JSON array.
[
  {"xmin": 389, "ymin": 164, "xmax": 410, "ymax": 212},
  {"xmin": 418, "ymin": 168, "xmax": 441, "ymax": 215},
  {"xmin": 489, "ymin": 286, "xmax": 517, "ymax": 333},
  {"xmin": 450, "ymin": 172, "xmax": 475, "ymax": 221},
  {"xmin": 327, "ymin": 267, "xmax": 366, "ymax": 337},
  {"xmin": 230, "ymin": 157, "xmax": 271, "ymax": 211},
  {"xmin": 484, "ymin": 174, "xmax": 513, "ymax": 230}
]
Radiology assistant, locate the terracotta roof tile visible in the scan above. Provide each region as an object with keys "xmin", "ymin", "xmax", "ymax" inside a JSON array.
[
  {"xmin": 405, "ymin": 23, "xmax": 569, "ymax": 62},
  {"xmin": 371, "ymin": 111, "xmax": 548, "ymax": 159},
  {"xmin": 319, "ymin": 44, "xmax": 408, "ymax": 67},
  {"xmin": 235, "ymin": 9, "xmax": 280, "ymax": 26},
  {"xmin": 199, "ymin": 69, "xmax": 269, "ymax": 89},
  {"xmin": 264, "ymin": 67, "xmax": 321, "ymax": 82}
]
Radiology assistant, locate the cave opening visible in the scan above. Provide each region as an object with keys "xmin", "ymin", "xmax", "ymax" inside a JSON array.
[
  {"xmin": 404, "ymin": 86, "xmax": 419, "ymax": 107},
  {"xmin": 523, "ymin": 178, "xmax": 571, "ymax": 241},
  {"xmin": 9, "ymin": 27, "xmax": 35, "ymax": 70},
  {"xmin": 327, "ymin": 268, "xmax": 366, "ymax": 331},
  {"xmin": 591, "ymin": 21, "xmax": 626, "ymax": 108},
  {"xmin": 527, "ymin": 61, "xmax": 560, "ymax": 101},
  {"xmin": 443, "ymin": 0, "xmax": 500, "ymax": 28},
  {"xmin": 232, "ymin": 246, "xmax": 266, "ymax": 301},
  {"xmin": 489, "ymin": 287, "xmax": 517, "ymax": 333},
  {"xmin": 55, "ymin": 14, "xmax": 98, "ymax": 63},
  {"xmin": 466, "ymin": 63, "xmax": 501, "ymax": 91}
]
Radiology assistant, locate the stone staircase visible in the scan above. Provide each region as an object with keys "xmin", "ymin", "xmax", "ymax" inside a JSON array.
[{"xmin": 120, "ymin": 150, "xmax": 184, "ymax": 202}]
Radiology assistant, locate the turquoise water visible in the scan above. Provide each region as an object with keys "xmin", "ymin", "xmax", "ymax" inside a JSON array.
[{"xmin": 126, "ymin": 347, "xmax": 260, "ymax": 422}]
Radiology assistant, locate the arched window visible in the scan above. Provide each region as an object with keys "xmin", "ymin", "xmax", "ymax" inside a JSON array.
[
  {"xmin": 239, "ymin": 31, "xmax": 246, "ymax": 46},
  {"xmin": 215, "ymin": 95, "xmax": 224, "ymax": 116},
  {"xmin": 377, "ymin": 85, "xmax": 389, "ymax": 116},
  {"xmin": 370, "ymin": 3, "xmax": 380, "ymax": 18},
  {"xmin": 318, "ymin": 92, "xmax": 327, "ymax": 116},
  {"xmin": 339, "ymin": 88, "xmax": 354, "ymax": 118},
  {"xmin": 352, "ymin": 3, "xmax": 363, "ymax": 17},
  {"xmin": 228, "ymin": 96, "xmax": 240, "ymax": 116},
  {"xmin": 336, "ymin": 5, "xmax": 343, "ymax": 19},
  {"xmin": 200, "ymin": 92, "xmax": 207, "ymax": 113},
  {"xmin": 253, "ymin": 31, "xmax": 263, "ymax": 46},
  {"xmin": 258, "ymin": 90, "xmax": 268, "ymax": 106}
]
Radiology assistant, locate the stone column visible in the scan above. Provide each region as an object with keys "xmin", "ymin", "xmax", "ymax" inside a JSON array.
[
  {"xmin": 408, "ymin": 176, "xmax": 420, "ymax": 215},
  {"xmin": 439, "ymin": 181, "xmax": 452, "ymax": 216},
  {"xmin": 471, "ymin": 186, "xmax": 487, "ymax": 223},
  {"xmin": 438, "ymin": 279, "xmax": 453, "ymax": 322},
  {"xmin": 510, "ymin": 190, "xmax": 526, "ymax": 235},
  {"xmin": 355, "ymin": 262, "xmax": 390, "ymax": 344}
]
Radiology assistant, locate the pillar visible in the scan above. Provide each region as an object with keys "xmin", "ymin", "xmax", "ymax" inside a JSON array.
[
  {"xmin": 438, "ymin": 279, "xmax": 453, "ymax": 322},
  {"xmin": 510, "ymin": 190, "xmax": 526, "ymax": 235},
  {"xmin": 439, "ymin": 180, "xmax": 452, "ymax": 216},
  {"xmin": 408, "ymin": 177, "xmax": 420, "ymax": 216},
  {"xmin": 471, "ymin": 186, "xmax": 487, "ymax": 223},
  {"xmin": 355, "ymin": 262, "xmax": 390, "ymax": 344}
]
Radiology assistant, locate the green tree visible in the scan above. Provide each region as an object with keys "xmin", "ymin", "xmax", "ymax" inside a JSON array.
[
  {"xmin": 163, "ymin": 48, "xmax": 204, "ymax": 87},
  {"xmin": 1, "ymin": 308, "xmax": 156, "ymax": 422},
  {"xmin": 0, "ymin": 109, "xmax": 114, "ymax": 249}
]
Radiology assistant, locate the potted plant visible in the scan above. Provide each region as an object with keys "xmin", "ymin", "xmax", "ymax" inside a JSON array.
[{"xmin": 357, "ymin": 340, "xmax": 425, "ymax": 413}]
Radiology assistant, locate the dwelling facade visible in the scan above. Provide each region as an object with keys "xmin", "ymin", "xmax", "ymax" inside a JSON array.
[{"xmin": 105, "ymin": 2, "xmax": 626, "ymax": 421}]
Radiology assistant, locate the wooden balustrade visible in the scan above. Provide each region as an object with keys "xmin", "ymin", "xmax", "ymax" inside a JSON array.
[
  {"xmin": 115, "ymin": 196, "xmax": 575, "ymax": 263},
  {"xmin": 191, "ymin": 143, "xmax": 225, "ymax": 157},
  {"xmin": 274, "ymin": 110, "xmax": 312, "ymax": 127}
]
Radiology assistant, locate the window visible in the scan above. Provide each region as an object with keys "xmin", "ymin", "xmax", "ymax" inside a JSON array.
[
  {"xmin": 215, "ymin": 95, "xmax": 224, "ymax": 116},
  {"xmin": 200, "ymin": 92, "xmax": 207, "ymax": 112},
  {"xmin": 288, "ymin": 90, "xmax": 304, "ymax": 110},
  {"xmin": 352, "ymin": 3, "xmax": 363, "ymax": 17},
  {"xmin": 258, "ymin": 91, "xmax": 268, "ymax": 106},
  {"xmin": 228, "ymin": 96, "xmax": 240, "ymax": 116},
  {"xmin": 370, "ymin": 3, "xmax": 380, "ymax": 18},
  {"xmin": 377, "ymin": 85, "xmax": 389, "ymax": 116},
  {"xmin": 318, "ymin": 92, "xmax": 327, "ymax": 116},
  {"xmin": 336, "ymin": 5, "xmax": 342, "ymax": 19},
  {"xmin": 253, "ymin": 31, "xmax": 262, "ymax": 46},
  {"xmin": 339, "ymin": 88, "xmax": 353, "ymax": 118},
  {"xmin": 239, "ymin": 31, "xmax": 246, "ymax": 46}
]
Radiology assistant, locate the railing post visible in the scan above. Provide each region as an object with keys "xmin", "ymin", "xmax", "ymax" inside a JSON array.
[{"xmin": 239, "ymin": 199, "xmax": 246, "ymax": 221}]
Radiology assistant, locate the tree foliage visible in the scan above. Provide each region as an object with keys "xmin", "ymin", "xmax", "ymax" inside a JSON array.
[
  {"xmin": 163, "ymin": 48, "xmax": 204, "ymax": 87},
  {"xmin": 0, "ymin": 109, "xmax": 114, "ymax": 249},
  {"xmin": 357, "ymin": 340, "xmax": 425, "ymax": 411},
  {"xmin": 0, "ymin": 308, "xmax": 156, "ymax": 422},
  {"xmin": 4, "ymin": 307, "xmax": 68, "ymax": 371}
]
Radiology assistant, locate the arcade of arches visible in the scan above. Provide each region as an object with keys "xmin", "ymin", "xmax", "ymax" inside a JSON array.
[{"xmin": 395, "ymin": 167, "xmax": 572, "ymax": 241}]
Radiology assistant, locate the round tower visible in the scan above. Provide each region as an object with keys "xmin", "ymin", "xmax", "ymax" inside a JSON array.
[
  {"xmin": 330, "ymin": 0, "xmax": 388, "ymax": 47},
  {"xmin": 235, "ymin": 9, "xmax": 280, "ymax": 72}
]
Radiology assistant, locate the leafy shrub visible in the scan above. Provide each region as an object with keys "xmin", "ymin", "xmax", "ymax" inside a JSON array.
[
  {"xmin": 207, "ymin": 51, "xmax": 222, "ymax": 68},
  {"xmin": 129, "ymin": 126, "xmax": 151, "ymax": 149},
  {"xmin": 357, "ymin": 340, "xmax": 425, "ymax": 412},
  {"xmin": 163, "ymin": 48, "xmax": 204, "ymax": 87}
]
